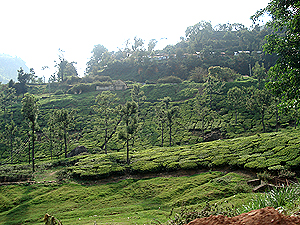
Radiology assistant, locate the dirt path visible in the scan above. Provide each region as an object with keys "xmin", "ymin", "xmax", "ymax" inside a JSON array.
[{"xmin": 186, "ymin": 207, "xmax": 300, "ymax": 225}]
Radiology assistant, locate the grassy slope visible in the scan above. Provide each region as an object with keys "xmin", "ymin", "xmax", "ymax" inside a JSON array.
[
  {"xmin": 0, "ymin": 171, "xmax": 252, "ymax": 225},
  {"xmin": 1, "ymin": 82, "xmax": 300, "ymax": 224},
  {"xmin": 1, "ymin": 128, "xmax": 300, "ymax": 224}
]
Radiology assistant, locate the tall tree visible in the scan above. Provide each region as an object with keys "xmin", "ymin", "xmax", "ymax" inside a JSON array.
[
  {"xmin": 0, "ymin": 86, "xmax": 16, "ymax": 126},
  {"xmin": 157, "ymin": 97, "xmax": 179, "ymax": 147},
  {"xmin": 130, "ymin": 84, "xmax": 146, "ymax": 105},
  {"xmin": 204, "ymin": 70, "xmax": 225, "ymax": 108},
  {"xmin": 208, "ymin": 66, "xmax": 238, "ymax": 82},
  {"xmin": 55, "ymin": 49, "xmax": 77, "ymax": 82},
  {"xmin": 166, "ymin": 105, "xmax": 179, "ymax": 147},
  {"xmin": 53, "ymin": 109, "xmax": 74, "ymax": 158},
  {"xmin": 86, "ymin": 44, "xmax": 110, "ymax": 76},
  {"xmin": 118, "ymin": 101, "xmax": 138, "ymax": 165},
  {"xmin": 132, "ymin": 36, "xmax": 144, "ymax": 52},
  {"xmin": 248, "ymin": 88, "xmax": 273, "ymax": 133},
  {"xmin": 46, "ymin": 112, "xmax": 59, "ymax": 160},
  {"xmin": 148, "ymin": 39, "xmax": 157, "ymax": 52},
  {"xmin": 192, "ymin": 94, "xmax": 219, "ymax": 140},
  {"xmin": 252, "ymin": 0, "xmax": 300, "ymax": 107},
  {"xmin": 227, "ymin": 87, "xmax": 244, "ymax": 124},
  {"xmin": 5, "ymin": 120, "xmax": 17, "ymax": 164},
  {"xmin": 21, "ymin": 94, "xmax": 39, "ymax": 172},
  {"xmin": 16, "ymin": 67, "xmax": 35, "ymax": 96},
  {"xmin": 93, "ymin": 91, "xmax": 121, "ymax": 154},
  {"xmin": 189, "ymin": 67, "xmax": 208, "ymax": 83},
  {"xmin": 252, "ymin": 62, "xmax": 266, "ymax": 85},
  {"xmin": 17, "ymin": 67, "xmax": 30, "ymax": 84},
  {"xmin": 130, "ymin": 84, "xmax": 146, "ymax": 116},
  {"xmin": 155, "ymin": 97, "xmax": 170, "ymax": 147}
]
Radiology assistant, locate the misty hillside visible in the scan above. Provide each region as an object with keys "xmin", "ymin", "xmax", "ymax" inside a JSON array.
[{"xmin": 0, "ymin": 54, "xmax": 29, "ymax": 83}]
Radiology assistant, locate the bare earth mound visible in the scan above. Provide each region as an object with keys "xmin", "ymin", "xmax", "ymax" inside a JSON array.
[{"xmin": 186, "ymin": 207, "xmax": 300, "ymax": 225}]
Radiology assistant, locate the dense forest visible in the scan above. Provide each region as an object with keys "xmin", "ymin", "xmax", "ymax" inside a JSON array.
[{"xmin": 85, "ymin": 21, "xmax": 278, "ymax": 83}]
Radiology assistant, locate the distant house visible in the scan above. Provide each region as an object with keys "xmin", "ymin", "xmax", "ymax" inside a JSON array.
[
  {"xmin": 113, "ymin": 79, "xmax": 127, "ymax": 90},
  {"xmin": 235, "ymin": 50, "xmax": 251, "ymax": 56},
  {"xmin": 95, "ymin": 85, "xmax": 114, "ymax": 91},
  {"xmin": 95, "ymin": 79, "xmax": 127, "ymax": 91}
]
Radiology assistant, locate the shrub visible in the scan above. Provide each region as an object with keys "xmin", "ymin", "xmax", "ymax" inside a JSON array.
[
  {"xmin": 167, "ymin": 202, "xmax": 238, "ymax": 225},
  {"xmin": 166, "ymin": 162, "xmax": 180, "ymax": 171},
  {"xmin": 157, "ymin": 76, "xmax": 182, "ymax": 84},
  {"xmin": 256, "ymin": 171, "xmax": 272, "ymax": 182},
  {"xmin": 131, "ymin": 161, "xmax": 162, "ymax": 173},
  {"xmin": 54, "ymin": 89, "xmax": 64, "ymax": 95},
  {"xmin": 241, "ymin": 184, "xmax": 300, "ymax": 213},
  {"xmin": 179, "ymin": 161, "xmax": 198, "ymax": 170}
]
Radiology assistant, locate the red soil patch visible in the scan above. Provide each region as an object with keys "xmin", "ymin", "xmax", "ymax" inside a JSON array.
[{"xmin": 186, "ymin": 207, "xmax": 300, "ymax": 225}]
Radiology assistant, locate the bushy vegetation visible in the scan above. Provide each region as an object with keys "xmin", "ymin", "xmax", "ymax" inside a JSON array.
[
  {"xmin": 241, "ymin": 183, "xmax": 300, "ymax": 214},
  {"xmin": 40, "ymin": 129, "xmax": 300, "ymax": 180},
  {"xmin": 1, "ymin": 75, "xmax": 298, "ymax": 166},
  {"xmin": 0, "ymin": 171, "xmax": 253, "ymax": 225}
]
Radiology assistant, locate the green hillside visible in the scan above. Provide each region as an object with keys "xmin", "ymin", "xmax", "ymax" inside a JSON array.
[
  {"xmin": 1, "ymin": 2, "xmax": 300, "ymax": 223},
  {"xmin": 1, "ymin": 73, "xmax": 299, "ymax": 224},
  {"xmin": 1, "ymin": 129, "xmax": 300, "ymax": 224},
  {"xmin": 0, "ymin": 171, "xmax": 252, "ymax": 225}
]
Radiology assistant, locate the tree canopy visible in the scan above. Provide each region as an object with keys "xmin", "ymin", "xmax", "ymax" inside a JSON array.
[{"xmin": 252, "ymin": 0, "xmax": 300, "ymax": 107}]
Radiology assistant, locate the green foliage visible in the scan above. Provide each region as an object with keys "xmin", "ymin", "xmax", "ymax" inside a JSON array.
[
  {"xmin": 0, "ymin": 171, "xmax": 252, "ymax": 225},
  {"xmin": 208, "ymin": 66, "xmax": 239, "ymax": 82},
  {"xmin": 256, "ymin": 171, "xmax": 272, "ymax": 182},
  {"xmin": 157, "ymin": 76, "xmax": 183, "ymax": 84},
  {"xmin": 188, "ymin": 67, "xmax": 208, "ymax": 83},
  {"xmin": 51, "ymin": 129, "xmax": 300, "ymax": 179},
  {"xmin": 0, "ymin": 76, "xmax": 298, "ymax": 169},
  {"xmin": 21, "ymin": 94, "xmax": 39, "ymax": 124},
  {"xmin": 119, "ymin": 101, "xmax": 138, "ymax": 164},
  {"xmin": 253, "ymin": 0, "xmax": 300, "ymax": 107},
  {"xmin": 167, "ymin": 201, "xmax": 238, "ymax": 225},
  {"xmin": 241, "ymin": 184, "xmax": 300, "ymax": 213},
  {"xmin": 0, "ymin": 164, "xmax": 32, "ymax": 182}
]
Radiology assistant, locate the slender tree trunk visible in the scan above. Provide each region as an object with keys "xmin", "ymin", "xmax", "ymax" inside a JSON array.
[
  {"xmin": 32, "ymin": 122, "xmax": 35, "ymax": 173},
  {"xmin": 10, "ymin": 134, "xmax": 13, "ymax": 164},
  {"xmin": 201, "ymin": 121, "xmax": 205, "ymax": 140},
  {"xmin": 3, "ymin": 108, "xmax": 6, "ymax": 130},
  {"xmin": 235, "ymin": 111, "xmax": 238, "ymax": 125},
  {"xmin": 261, "ymin": 109, "xmax": 265, "ymax": 133},
  {"xmin": 104, "ymin": 127, "xmax": 108, "ymax": 154},
  {"xmin": 169, "ymin": 123, "xmax": 172, "ymax": 147},
  {"xmin": 126, "ymin": 120, "xmax": 130, "ymax": 165},
  {"xmin": 104, "ymin": 117, "xmax": 108, "ymax": 154},
  {"xmin": 28, "ymin": 132, "xmax": 31, "ymax": 164},
  {"xmin": 294, "ymin": 107, "xmax": 298, "ymax": 129},
  {"xmin": 99, "ymin": 116, "xmax": 123, "ymax": 150},
  {"xmin": 276, "ymin": 106, "xmax": 279, "ymax": 132},
  {"xmin": 161, "ymin": 121, "xmax": 164, "ymax": 147},
  {"xmin": 126, "ymin": 138, "xmax": 129, "ymax": 165},
  {"xmin": 50, "ymin": 139, "xmax": 53, "ymax": 160},
  {"xmin": 64, "ymin": 127, "xmax": 67, "ymax": 158}
]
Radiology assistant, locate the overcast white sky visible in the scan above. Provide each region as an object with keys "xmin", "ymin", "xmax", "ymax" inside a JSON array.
[{"xmin": 0, "ymin": 0, "xmax": 271, "ymax": 79}]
